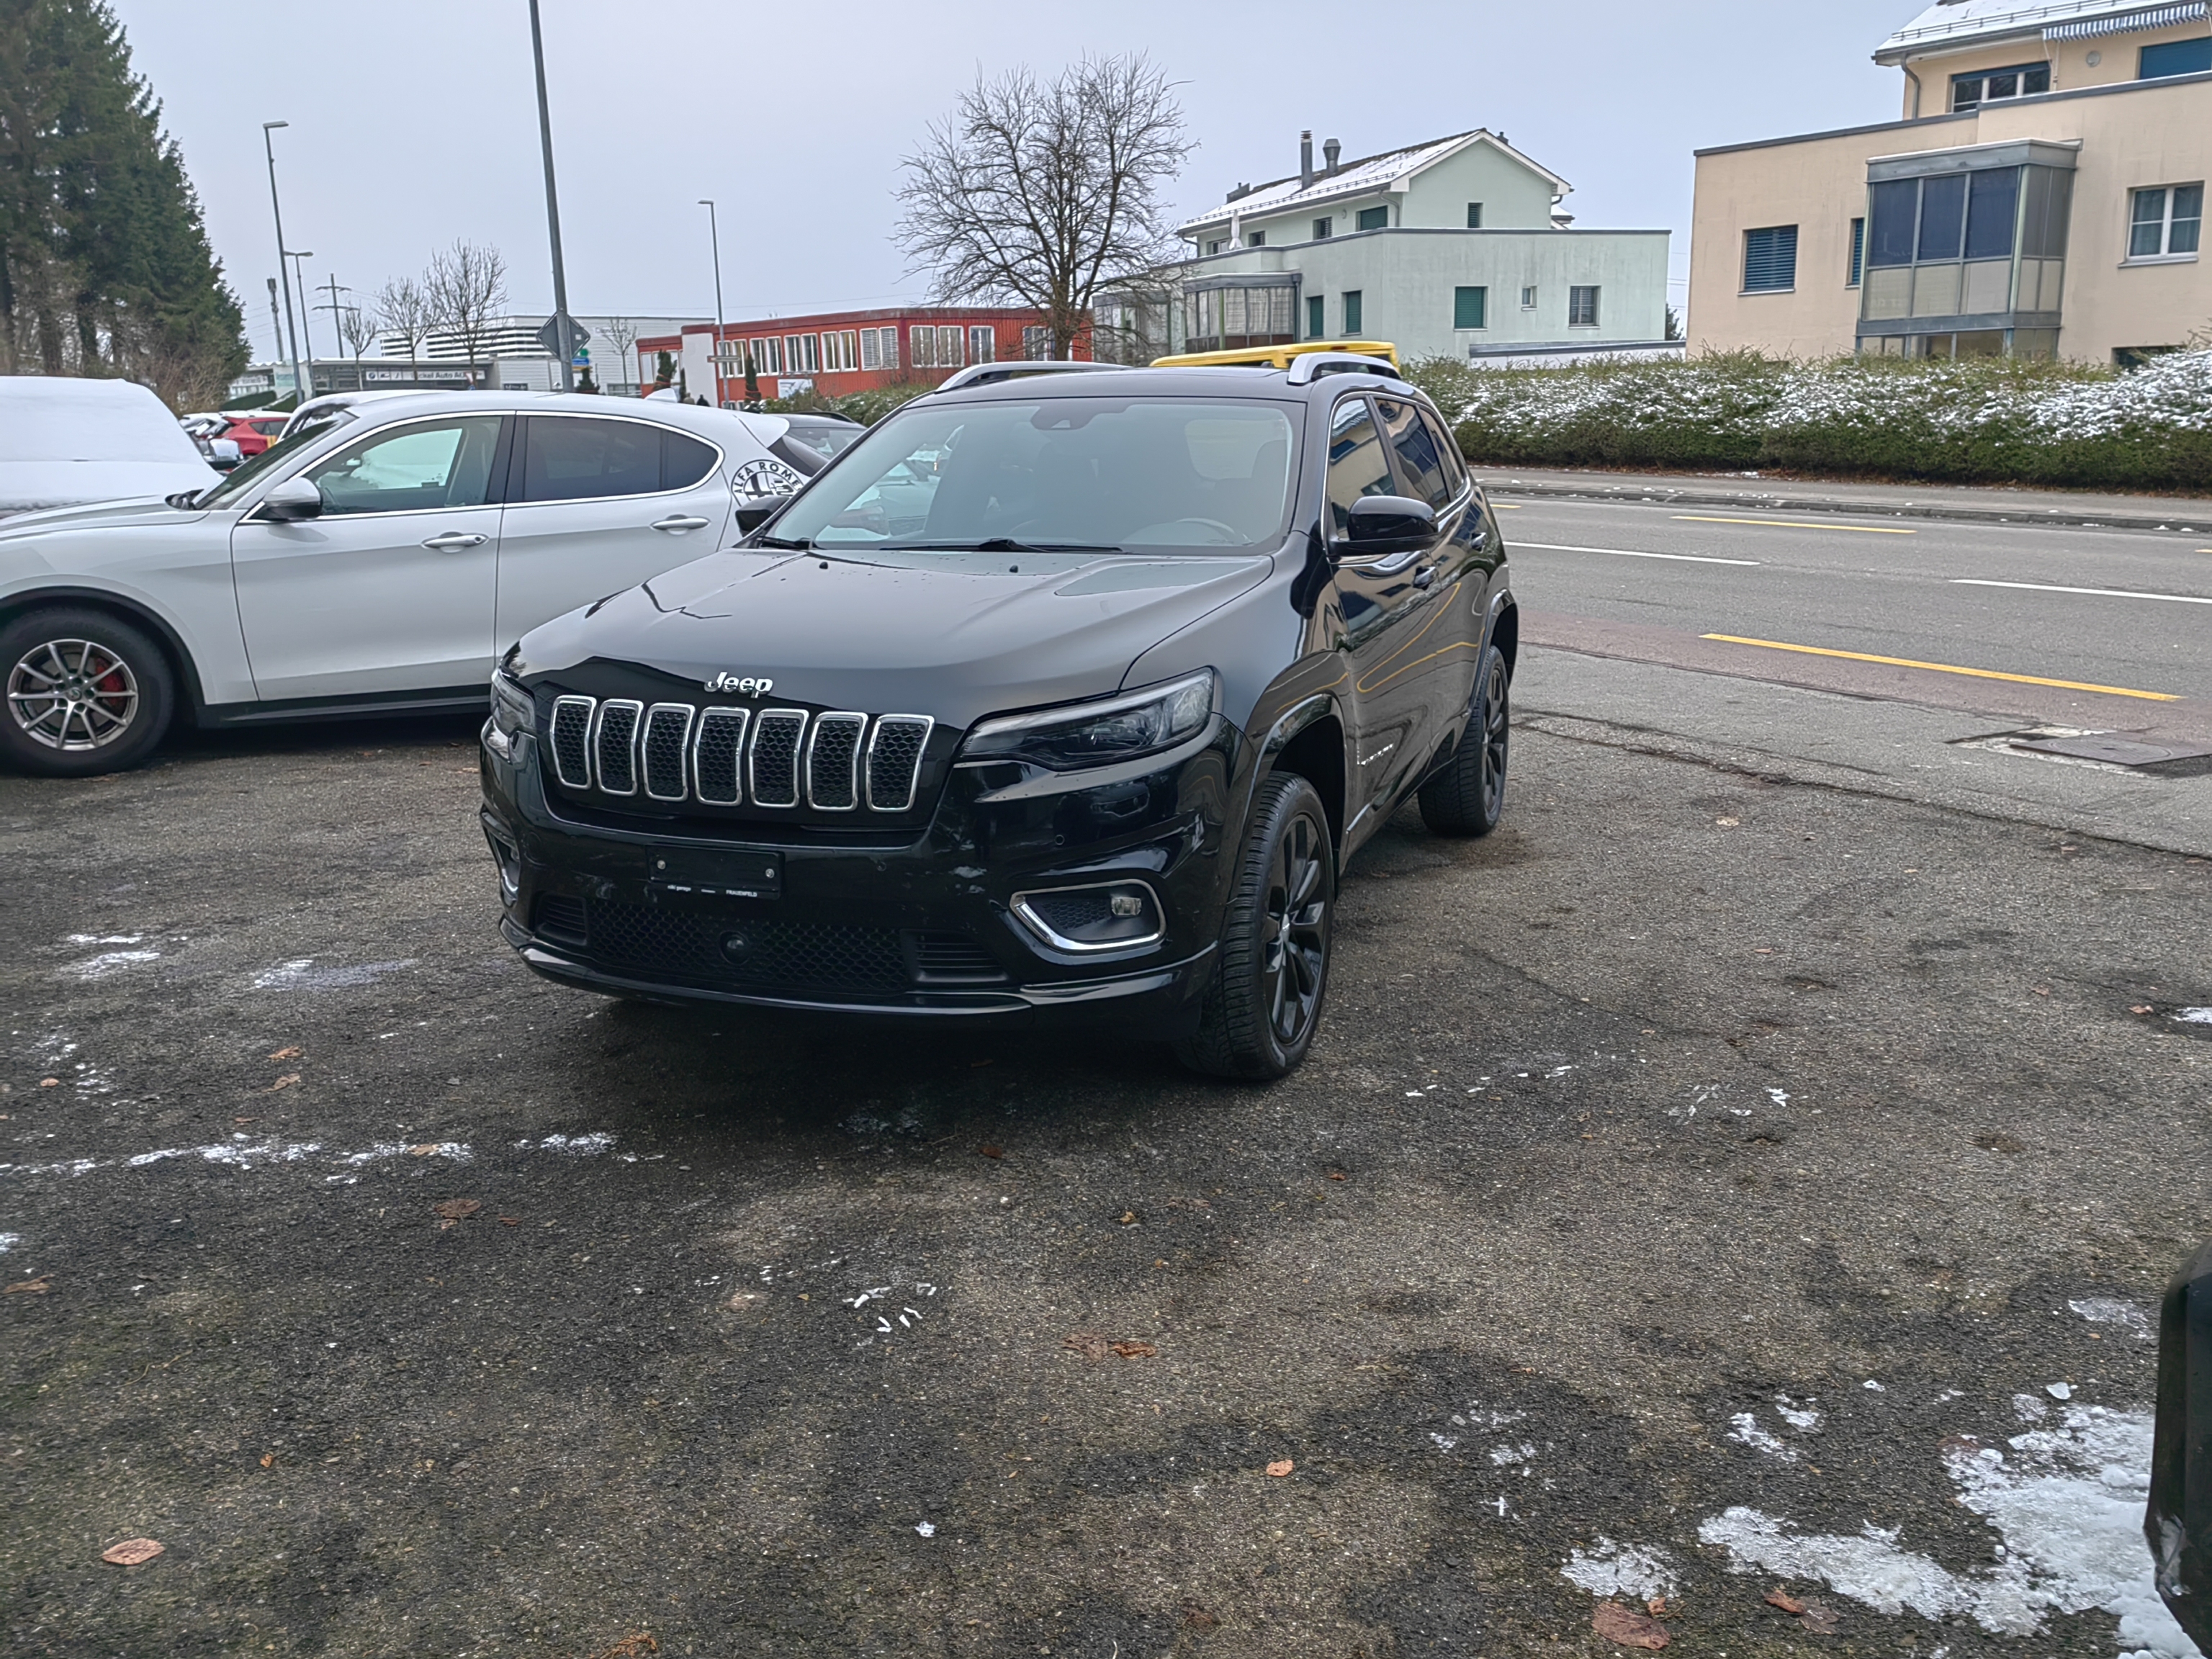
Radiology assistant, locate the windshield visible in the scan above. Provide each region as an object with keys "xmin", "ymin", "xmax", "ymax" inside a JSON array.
[
  {"xmin": 767, "ymin": 397, "xmax": 1300, "ymax": 552},
  {"xmin": 775, "ymin": 419, "xmax": 862, "ymax": 462},
  {"xmin": 193, "ymin": 408, "xmax": 357, "ymax": 509}
]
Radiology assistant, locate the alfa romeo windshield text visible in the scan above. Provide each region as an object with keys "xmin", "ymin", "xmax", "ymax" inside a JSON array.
[{"xmin": 769, "ymin": 398, "xmax": 1301, "ymax": 552}]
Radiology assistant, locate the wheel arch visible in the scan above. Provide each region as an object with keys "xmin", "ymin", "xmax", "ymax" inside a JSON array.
[
  {"xmin": 0, "ymin": 586, "xmax": 209, "ymax": 721},
  {"xmin": 1254, "ymin": 694, "xmax": 1346, "ymax": 858},
  {"xmin": 1488, "ymin": 597, "xmax": 1519, "ymax": 683}
]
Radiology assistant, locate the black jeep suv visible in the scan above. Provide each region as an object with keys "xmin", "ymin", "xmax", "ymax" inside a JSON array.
[{"xmin": 479, "ymin": 354, "xmax": 1516, "ymax": 1077}]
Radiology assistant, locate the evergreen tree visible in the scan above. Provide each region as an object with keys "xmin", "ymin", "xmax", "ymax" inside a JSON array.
[{"xmin": 0, "ymin": 0, "xmax": 247, "ymax": 407}]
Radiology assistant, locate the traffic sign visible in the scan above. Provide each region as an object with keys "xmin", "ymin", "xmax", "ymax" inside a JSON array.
[{"xmin": 536, "ymin": 313, "xmax": 590, "ymax": 359}]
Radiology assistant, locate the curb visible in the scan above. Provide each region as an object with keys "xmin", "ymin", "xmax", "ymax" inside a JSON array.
[{"xmin": 1478, "ymin": 476, "xmax": 2212, "ymax": 536}]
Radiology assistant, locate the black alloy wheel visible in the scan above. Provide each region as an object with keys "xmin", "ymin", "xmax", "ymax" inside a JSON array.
[
  {"xmin": 1178, "ymin": 773, "xmax": 1334, "ymax": 1080},
  {"xmin": 1417, "ymin": 642, "xmax": 1509, "ymax": 837},
  {"xmin": 0, "ymin": 607, "xmax": 176, "ymax": 778}
]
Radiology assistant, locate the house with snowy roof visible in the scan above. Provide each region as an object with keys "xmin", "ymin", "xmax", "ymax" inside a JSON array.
[
  {"xmin": 1689, "ymin": 0, "xmax": 2210, "ymax": 364},
  {"xmin": 1093, "ymin": 129, "xmax": 1673, "ymax": 367}
]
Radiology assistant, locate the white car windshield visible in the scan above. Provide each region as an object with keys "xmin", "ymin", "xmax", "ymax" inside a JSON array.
[
  {"xmin": 193, "ymin": 408, "xmax": 357, "ymax": 509},
  {"xmin": 765, "ymin": 398, "xmax": 1300, "ymax": 552}
]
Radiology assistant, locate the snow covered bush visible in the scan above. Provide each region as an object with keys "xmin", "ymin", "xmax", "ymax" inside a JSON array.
[{"xmin": 1404, "ymin": 350, "xmax": 2212, "ymax": 490}]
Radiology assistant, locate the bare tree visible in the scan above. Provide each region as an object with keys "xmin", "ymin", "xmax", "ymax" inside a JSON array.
[
  {"xmin": 425, "ymin": 240, "xmax": 508, "ymax": 387},
  {"xmin": 338, "ymin": 305, "xmax": 380, "ymax": 387},
  {"xmin": 894, "ymin": 55, "xmax": 1192, "ymax": 361},
  {"xmin": 374, "ymin": 276, "xmax": 433, "ymax": 361},
  {"xmin": 595, "ymin": 315, "xmax": 640, "ymax": 389}
]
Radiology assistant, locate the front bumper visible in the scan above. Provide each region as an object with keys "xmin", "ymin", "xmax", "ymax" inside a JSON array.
[{"xmin": 480, "ymin": 720, "xmax": 1237, "ymax": 1035}]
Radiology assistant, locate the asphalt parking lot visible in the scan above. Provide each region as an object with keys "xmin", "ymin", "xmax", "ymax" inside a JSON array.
[{"xmin": 5, "ymin": 667, "xmax": 2209, "ymax": 1657}]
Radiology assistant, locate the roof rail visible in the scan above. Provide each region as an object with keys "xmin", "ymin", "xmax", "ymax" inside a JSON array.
[
  {"xmin": 1284, "ymin": 351, "xmax": 1405, "ymax": 387},
  {"xmin": 928, "ymin": 360, "xmax": 1136, "ymax": 395}
]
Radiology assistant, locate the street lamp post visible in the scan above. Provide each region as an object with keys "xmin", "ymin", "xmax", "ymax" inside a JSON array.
[
  {"xmin": 526, "ymin": 0, "xmax": 575, "ymax": 393},
  {"xmin": 260, "ymin": 122, "xmax": 307, "ymax": 405},
  {"xmin": 699, "ymin": 199, "xmax": 726, "ymax": 406}
]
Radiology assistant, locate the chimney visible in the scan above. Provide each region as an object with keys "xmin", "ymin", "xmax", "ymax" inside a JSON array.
[
  {"xmin": 1323, "ymin": 138, "xmax": 1341, "ymax": 176},
  {"xmin": 1300, "ymin": 130, "xmax": 1314, "ymax": 189}
]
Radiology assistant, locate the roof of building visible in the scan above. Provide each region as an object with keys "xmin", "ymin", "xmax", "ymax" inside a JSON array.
[
  {"xmin": 1174, "ymin": 129, "xmax": 1570, "ymax": 238},
  {"xmin": 1875, "ymin": 0, "xmax": 2207, "ymax": 62}
]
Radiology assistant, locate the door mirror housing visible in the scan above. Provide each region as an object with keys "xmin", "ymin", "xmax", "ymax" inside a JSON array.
[
  {"xmin": 1335, "ymin": 494, "xmax": 1439, "ymax": 559},
  {"xmin": 258, "ymin": 477, "xmax": 324, "ymax": 522},
  {"xmin": 2150, "ymin": 1239, "xmax": 2212, "ymax": 1652},
  {"xmin": 734, "ymin": 502, "xmax": 782, "ymax": 535}
]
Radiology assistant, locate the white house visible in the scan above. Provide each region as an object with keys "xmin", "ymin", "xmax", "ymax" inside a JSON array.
[{"xmin": 1100, "ymin": 129, "xmax": 1674, "ymax": 364}]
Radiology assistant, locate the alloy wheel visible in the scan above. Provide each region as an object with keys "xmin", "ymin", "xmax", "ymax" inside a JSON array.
[
  {"xmin": 1480, "ymin": 658, "xmax": 1509, "ymax": 820},
  {"xmin": 7, "ymin": 638, "xmax": 141, "ymax": 752},
  {"xmin": 1262, "ymin": 809, "xmax": 1329, "ymax": 1047}
]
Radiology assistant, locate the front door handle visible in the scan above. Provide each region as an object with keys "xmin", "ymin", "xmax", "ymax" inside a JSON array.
[
  {"xmin": 652, "ymin": 515, "xmax": 711, "ymax": 534},
  {"xmin": 421, "ymin": 531, "xmax": 487, "ymax": 552},
  {"xmin": 1413, "ymin": 566, "xmax": 1437, "ymax": 588}
]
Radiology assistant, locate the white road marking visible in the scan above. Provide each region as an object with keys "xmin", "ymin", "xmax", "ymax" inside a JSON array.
[
  {"xmin": 1951, "ymin": 578, "xmax": 2212, "ymax": 606},
  {"xmin": 1514, "ymin": 541, "xmax": 1761, "ymax": 566}
]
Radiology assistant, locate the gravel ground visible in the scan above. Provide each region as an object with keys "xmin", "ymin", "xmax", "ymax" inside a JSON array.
[{"xmin": 3, "ymin": 714, "xmax": 2208, "ymax": 1659}]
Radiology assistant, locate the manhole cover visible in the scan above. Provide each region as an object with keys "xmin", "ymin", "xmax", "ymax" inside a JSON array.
[{"xmin": 2012, "ymin": 735, "xmax": 2212, "ymax": 774}]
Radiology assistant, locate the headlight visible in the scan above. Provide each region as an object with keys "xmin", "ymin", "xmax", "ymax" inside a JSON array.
[
  {"xmin": 485, "ymin": 670, "xmax": 535, "ymax": 759},
  {"xmin": 958, "ymin": 670, "xmax": 1216, "ymax": 773}
]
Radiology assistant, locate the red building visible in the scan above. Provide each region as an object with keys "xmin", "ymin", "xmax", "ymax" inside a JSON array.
[{"xmin": 635, "ymin": 305, "xmax": 1089, "ymax": 405}]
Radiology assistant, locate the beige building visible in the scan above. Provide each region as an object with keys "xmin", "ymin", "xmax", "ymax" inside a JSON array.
[{"xmin": 1689, "ymin": 0, "xmax": 2210, "ymax": 363}]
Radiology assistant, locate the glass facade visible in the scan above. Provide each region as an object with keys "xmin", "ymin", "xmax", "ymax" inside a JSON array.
[{"xmin": 1181, "ymin": 282, "xmax": 1299, "ymax": 354}]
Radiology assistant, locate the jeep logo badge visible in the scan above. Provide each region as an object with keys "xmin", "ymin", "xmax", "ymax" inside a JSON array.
[{"xmin": 704, "ymin": 673, "xmax": 773, "ymax": 698}]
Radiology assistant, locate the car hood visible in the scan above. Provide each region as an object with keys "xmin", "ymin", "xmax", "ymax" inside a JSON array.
[
  {"xmin": 512, "ymin": 546, "xmax": 1277, "ymax": 730},
  {"xmin": 0, "ymin": 494, "xmax": 209, "ymax": 536}
]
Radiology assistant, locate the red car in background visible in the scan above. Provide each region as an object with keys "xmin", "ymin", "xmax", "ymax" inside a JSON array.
[{"xmin": 215, "ymin": 411, "xmax": 291, "ymax": 457}]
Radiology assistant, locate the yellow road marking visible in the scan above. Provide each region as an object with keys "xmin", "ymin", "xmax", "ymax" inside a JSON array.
[
  {"xmin": 1699, "ymin": 634, "xmax": 2181, "ymax": 702},
  {"xmin": 1674, "ymin": 515, "xmax": 1916, "ymax": 535}
]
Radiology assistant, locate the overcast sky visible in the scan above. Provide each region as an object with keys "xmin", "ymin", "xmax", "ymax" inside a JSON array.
[{"xmin": 116, "ymin": 0, "xmax": 1912, "ymax": 354}]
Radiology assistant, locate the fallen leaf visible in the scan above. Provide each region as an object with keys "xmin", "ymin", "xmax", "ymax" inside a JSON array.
[
  {"xmin": 1592, "ymin": 1600, "xmax": 1669, "ymax": 1650},
  {"xmin": 1062, "ymin": 1332, "xmax": 1110, "ymax": 1362},
  {"xmin": 101, "ymin": 1538, "xmax": 164, "ymax": 1566},
  {"xmin": 1118, "ymin": 1210, "xmax": 1138, "ymax": 1225},
  {"xmin": 431, "ymin": 1199, "xmax": 481, "ymax": 1221},
  {"xmin": 1646, "ymin": 1597, "xmax": 1668, "ymax": 1617},
  {"xmin": 1264, "ymin": 1459, "xmax": 1294, "ymax": 1478},
  {"xmin": 1181, "ymin": 1604, "xmax": 1218, "ymax": 1630},
  {"xmin": 498, "ymin": 1215, "xmax": 520, "ymax": 1226},
  {"xmin": 5, "ymin": 1277, "xmax": 50, "ymax": 1295},
  {"xmin": 978, "ymin": 1145, "xmax": 1004, "ymax": 1159},
  {"xmin": 38, "ymin": 1077, "xmax": 58, "ymax": 1087},
  {"xmin": 2132, "ymin": 1005, "xmax": 2154, "ymax": 1015},
  {"xmin": 1111, "ymin": 1341, "xmax": 1158, "ymax": 1359},
  {"xmin": 233, "ymin": 1116, "xmax": 257, "ymax": 1125},
  {"xmin": 266, "ymin": 1074, "xmax": 301, "ymax": 1092},
  {"xmin": 408, "ymin": 1144, "xmax": 441, "ymax": 1156},
  {"xmin": 1763, "ymin": 1588, "xmax": 1805, "ymax": 1615},
  {"xmin": 268, "ymin": 1046, "xmax": 302, "ymax": 1061},
  {"xmin": 260, "ymin": 1453, "xmax": 274, "ymax": 1468},
  {"xmin": 1714, "ymin": 817, "xmax": 1740, "ymax": 829},
  {"xmin": 1799, "ymin": 1600, "xmax": 1841, "ymax": 1634}
]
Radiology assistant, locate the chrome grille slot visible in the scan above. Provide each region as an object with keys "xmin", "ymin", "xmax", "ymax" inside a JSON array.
[
  {"xmin": 748, "ymin": 709, "xmax": 806, "ymax": 807},
  {"xmin": 692, "ymin": 707, "xmax": 747, "ymax": 804},
  {"xmin": 593, "ymin": 700, "xmax": 643, "ymax": 796},
  {"xmin": 549, "ymin": 696, "xmax": 595, "ymax": 788},
  {"xmin": 641, "ymin": 703, "xmax": 693, "ymax": 801},
  {"xmin": 806, "ymin": 712, "xmax": 866, "ymax": 811},
  {"xmin": 866, "ymin": 715, "xmax": 932, "ymax": 811}
]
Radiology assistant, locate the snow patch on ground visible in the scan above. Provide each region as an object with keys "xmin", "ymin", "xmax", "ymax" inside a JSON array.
[
  {"xmin": 2071, "ymin": 1298, "xmax": 2154, "ymax": 1339},
  {"xmin": 58, "ymin": 949, "xmax": 159, "ymax": 981},
  {"xmin": 1775, "ymin": 1394, "xmax": 1823, "ymax": 1431},
  {"xmin": 0, "ymin": 1232, "xmax": 19, "ymax": 1253},
  {"xmin": 1701, "ymin": 1407, "xmax": 2201, "ymax": 1659},
  {"xmin": 1727, "ymin": 1411, "xmax": 1798, "ymax": 1461},
  {"xmin": 1563, "ymin": 1537, "xmax": 1680, "ymax": 1601},
  {"xmin": 2172, "ymin": 1007, "xmax": 2212, "ymax": 1025},
  {"xmin": 253, "ymin": 958, "xmax": 417, "ymax": 991}
]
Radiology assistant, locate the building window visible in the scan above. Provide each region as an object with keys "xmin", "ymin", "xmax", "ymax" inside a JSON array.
[
  {"xmin": 1022, "ymin": 325, "xmax": 1053, "ymax": 359},
  {"xmin": 1453, "ymin": 286, "xmax": 1488, "ymax": 329},
  {"xmin": 1568, "ymin": 285, "xmax": 1600, "ymax": 327},
  {"xmin": 1520, "ymin": 285, "xmax": 1537, "ymax": 310},
  {"xmin": 784, "ymin": 333, "xmax": 818, "ymax": 374},
  {"xmin": 1849, "ymin": 217, "xmax": 1866, "ymax": 287},
  {"xmin": 1356, "ymin": 205, "xmax": 1389, "ymax": 232},
  {"xmin": 1466, "ymin": 202, "xmax": 1484, "ymax": 229},
  {"xmin": 968, "ymin": 325, "xmax": 995, "ymax": 364},
  {"xmin": 1247, "ymin": 230, "xmax": 1266, "ymax": 248},
  {"xmin": 1312, "ymin": 217, "xmax": 1332, "ymax": 240},
  {"xmin": 1341, "ymin": 290, "xmax": 1363, "ymax": 334},
  {"xmin": 934, "ymin": 325, "xmax": 964, "ymax": 369},
  {"xmin": 1951, "ymin": 61, "xmax": 2050, "ymax": 110},
  {"xmin": 1742, "ymin": 225, "xmax": 1799, "ymax": 292},
  {"xmin": 908, "ymin": 325, "xmax": 935, "ymax": 369},
  {"xmin": 860, "ymin": 329, "xmax": 882, "ymax": 372},
  {"xmin": 2141, "ymin": 37, "xmax": 2212, "ymax": 79},
  {"xmin": 1307, "ymin": 295, "xmax": 1325, "ymax": 338},
  {"xmin": 2130, "ymin": 184, "xmax": 2203, "ymax": 258},
  {"xmin": 1205, "ymin": 239, "xmax": 1225, "ymax": 255}
]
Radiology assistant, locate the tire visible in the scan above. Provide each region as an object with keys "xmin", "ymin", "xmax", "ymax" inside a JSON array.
[
  {"xmin": 0, "ymin": 606, "xmax": 177, "ymax": 778},
  {"xmin": 1176, "ymin": 773, "xmax": 1334, "ymax": 1081},
  {"xmin": 1418, "ymin": 642, "xmax": 1509, "ymax": 837}
]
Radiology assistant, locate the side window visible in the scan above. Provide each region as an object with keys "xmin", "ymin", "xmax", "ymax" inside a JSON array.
[
  {"xmin": 1324, "ymin": 397, "xmax": 1397, "ymax": 536},
  {"xmin": 663, "ymin": 431, "xmax": 719, "ymax": 490},
  {"xmin": 302, "ymin": 416, "xmax": 503, "ymax": 516},
  {"xmin": 1417, "ymin": 408, "xmax": 1467, "ymax": 498},
  {"xmin": 521, "ymin": 418, "xmax": 662, "ymax": 503},
  {"xmin": 1375, "ymin": 398, "xmax": 1452, "ymax": 509}
]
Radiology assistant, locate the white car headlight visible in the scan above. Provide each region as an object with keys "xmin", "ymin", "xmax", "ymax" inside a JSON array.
[{"xmin": 957, "ymin": 670, "xmax": 1216, "ymax": 773}]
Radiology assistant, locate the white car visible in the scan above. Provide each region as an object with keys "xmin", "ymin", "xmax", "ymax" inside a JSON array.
[
  {"xmin": 0, "ymin": 390, "xmax": 859, "ymax": 777},
  {"xmin": 1, "ymin": 378, "xmax": 220, "ymax": 521}
]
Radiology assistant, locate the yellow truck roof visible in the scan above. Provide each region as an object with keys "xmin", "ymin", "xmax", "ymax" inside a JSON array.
[{"xmin": 1149, "ymin": 341, "xmax": 1401, "ymax": 371}]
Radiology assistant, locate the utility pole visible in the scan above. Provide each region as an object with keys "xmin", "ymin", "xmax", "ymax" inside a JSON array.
[
  {"xmin": 265, "ymin": 277, "xmax": 284, "ymax": 363},
  {"xmin": 286, "ymin": 251, "xmax": 318, "ymax": 381},
  {"xmin": 261, "ymin": 122, "xmax": 307, "ymax": 405},
  {"xmin": 698, "ymin": 199, "xmax": 726, "ymax": 406},
  {"xmin": 526, "ymin": 0, "xmax": 575, "ymax": 392},
  {"xmin": 315, "ymin": 274, "xmax": 352, "ymax": 387}
]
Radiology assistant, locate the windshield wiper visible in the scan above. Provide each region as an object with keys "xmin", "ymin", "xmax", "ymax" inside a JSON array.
[
  {"xmin": 752, "ymin": 534, "xmax": 813, "ymax": 550},
  {"xmin": 883, "ymin": 537, "xmax": 1123, "ymax": 555}
]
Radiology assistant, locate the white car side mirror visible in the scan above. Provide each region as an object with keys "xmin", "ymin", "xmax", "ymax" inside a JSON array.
[{"xmin": 259, "ymin": 477, "xmax": 323, "ymax": 521}]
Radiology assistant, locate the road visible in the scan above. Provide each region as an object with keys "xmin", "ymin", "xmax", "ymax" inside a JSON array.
[{"xmin": 3, "ymin": 494, "xmax": 2211, "ymax": 1659}]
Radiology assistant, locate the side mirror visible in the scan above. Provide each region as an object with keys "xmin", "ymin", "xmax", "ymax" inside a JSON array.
[
  {"xmin": 1336, "ymin": 494, "xmax": 1439, "ymax": 559},
  {"xmin": 258, "ymin": 477, "xmax": 323, "ymax": 522},
  {"xmin": 2150, "ymin": 1240, "xmax": 2212, "ymax": 1652}
]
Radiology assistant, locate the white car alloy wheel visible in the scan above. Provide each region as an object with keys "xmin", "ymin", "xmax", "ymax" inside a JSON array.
[{"xmin": 7, "ymin": 637, "xmax": 142, "ymax": 751}]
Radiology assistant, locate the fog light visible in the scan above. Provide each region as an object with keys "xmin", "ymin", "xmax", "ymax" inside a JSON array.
[
  {"xmin": 1011, "ymin": 880, "xmax": 1164, "ymax": 954},
  {"xmin": 481, "ymin": 821, "xmax": 521, "ymax": 903}
]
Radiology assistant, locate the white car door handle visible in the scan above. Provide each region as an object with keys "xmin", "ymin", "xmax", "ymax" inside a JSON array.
[
  {"xmin": 421, "ymin": 531, "xmax": 487, "ymax": 552},
  {"xmin": 652, "ymin": 515, "xmax": 711, "ymax": 534}
]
